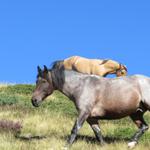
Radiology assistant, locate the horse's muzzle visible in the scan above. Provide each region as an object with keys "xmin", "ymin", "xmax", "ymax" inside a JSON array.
[{"xmin": 31, "ymin": 98, "xmax": 40, "ymax": 107}]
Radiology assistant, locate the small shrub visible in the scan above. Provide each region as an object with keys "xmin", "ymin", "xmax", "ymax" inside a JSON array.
[
  {"xmin": 0, "ymin": 119, "xmax": 22, "ymax": 133},
  {"xmin": 0, "ymin": 93, "xmax": 18, "ymax": 105}
]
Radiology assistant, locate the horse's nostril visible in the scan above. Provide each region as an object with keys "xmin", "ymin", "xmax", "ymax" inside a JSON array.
[{"xmin": 32, "ymin": 98, "xmax": 39, "ymax": 107}]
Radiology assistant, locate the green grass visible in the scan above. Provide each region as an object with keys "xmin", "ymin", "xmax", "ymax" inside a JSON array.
[{"xmin": 0, "ymin": 84, "xmax": 150, "ymax": 150}]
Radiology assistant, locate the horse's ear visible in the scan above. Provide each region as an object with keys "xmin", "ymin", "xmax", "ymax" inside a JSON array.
[
  {"xmin": 44, "ymin": 65, "xmax": 48, "ymax": 73},
  {"xmin": 37, "ymin": 66, "xmax": 42, "ymax": 75}
]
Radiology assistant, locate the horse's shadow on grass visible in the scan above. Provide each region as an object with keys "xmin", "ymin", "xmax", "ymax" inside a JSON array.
[
  {"xmin": 16, "ymin": 133, "xmax": 129, "ymax": 144},
  {"xmin": 15, "ymin": 134, "xmax": 47, "ymax": 141},
  {"xmin": 64, "ymin": 134, "xmax": 130, "ymax": 144}
]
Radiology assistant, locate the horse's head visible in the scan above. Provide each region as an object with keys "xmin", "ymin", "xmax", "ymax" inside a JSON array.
[
  {"xmin": 116, "ymin": 64, "xmax": 127, "ymax": 77},
  {"xmin": 31, "ymin": 65, "xmax": 54, "ymax": 107}
]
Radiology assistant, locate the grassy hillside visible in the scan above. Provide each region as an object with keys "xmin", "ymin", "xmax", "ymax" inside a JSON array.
[{"xmin": 0, "ymin": 84, "xmax": 150, "ymax": 150}]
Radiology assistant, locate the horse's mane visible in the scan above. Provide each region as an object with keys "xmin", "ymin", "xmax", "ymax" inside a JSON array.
[{"xmin": 51, "ymin": 60, "xmax": 64, "ymax": 70}]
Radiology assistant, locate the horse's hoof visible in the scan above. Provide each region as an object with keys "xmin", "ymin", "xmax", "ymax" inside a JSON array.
[
  {"xmin": 62, "ymin": 143, "xmax": 70, "ymax": 150},
  {"xmin": 128, "ymin": 141, "xmax": 137, "ymax": 149},
  {"xmin": 100, "ymin": 141, "xmax": 106, "ymax": 146}
]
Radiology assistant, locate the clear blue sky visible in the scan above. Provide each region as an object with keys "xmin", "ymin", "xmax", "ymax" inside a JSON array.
[{"xmin": 0, "ymin": 0, "xmax": 150, "ymax": 83}]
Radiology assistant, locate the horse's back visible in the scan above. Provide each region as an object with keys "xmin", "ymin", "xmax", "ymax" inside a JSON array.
[
  {"xmin": 64, "ymin": 56, "xmax": 101, "ymax": 74},
  {"xmin": 64, "ymin": 56, "xmax": 111, "ymax": 75}
]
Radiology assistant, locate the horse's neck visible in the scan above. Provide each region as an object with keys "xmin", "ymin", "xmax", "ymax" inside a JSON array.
[
  {"xmin": 103, "ymin": 60, "xmax": 119, "ymax": 73},
  {"xmin": 55, "ymin": 70, "xmax": 84, "ymax": 98}
]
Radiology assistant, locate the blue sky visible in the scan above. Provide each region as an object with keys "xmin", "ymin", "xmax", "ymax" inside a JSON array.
[{"xmin": 0, "ymin": 0, "xmax": 150, "ymax": 83}]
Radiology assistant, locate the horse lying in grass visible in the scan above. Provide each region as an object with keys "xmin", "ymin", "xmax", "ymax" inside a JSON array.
[
  {"xmin": 31, "ymin": 65, "xmax": 150, "ymax": 149},
  {"xmin": 53, "ymin": 56, "xmax": 127, "ymax": 77}
]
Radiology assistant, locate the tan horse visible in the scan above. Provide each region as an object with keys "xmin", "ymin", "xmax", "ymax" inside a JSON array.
[{"xmin": 52, "ymin": 56, "xmax": 127, "ymax": 77}]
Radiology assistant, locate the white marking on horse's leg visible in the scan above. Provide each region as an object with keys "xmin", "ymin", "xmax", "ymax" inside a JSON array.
[
  {"xmin": 62, "ymin": 146, "xmax": 68, "ymax": 150},
  {"xmin": 128, "ymin": 141, "xmax": 137, "ymax": 149}
]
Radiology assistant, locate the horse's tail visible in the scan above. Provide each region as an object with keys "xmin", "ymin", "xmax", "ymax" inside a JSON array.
[{"xmin": 51, "ymin": 60, "xmax": 64, "ymax": 69}]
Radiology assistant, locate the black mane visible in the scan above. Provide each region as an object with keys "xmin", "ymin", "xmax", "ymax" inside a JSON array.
[{"xmin": 51, "ymin": 60, "xmax": 64, "ymax": 70}]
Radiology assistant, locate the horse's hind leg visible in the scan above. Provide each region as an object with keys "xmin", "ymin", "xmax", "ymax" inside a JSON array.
[
  {"xmin": 87, "ymin": 118, "xmax": 105, "ymax": 145},
  {"xmin": 128, "ymin": 110, "xmax": 149, "ymax": 148}
]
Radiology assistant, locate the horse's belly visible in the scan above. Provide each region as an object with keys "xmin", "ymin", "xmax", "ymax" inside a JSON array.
[
  {"xmin": 99, "ymin": 109, "xmax": 136, "ymax": 119},
  {"xmin": 91, "ymin": 109, "xmax": 136, "ymax": 120},
  {"xmin": 90, "ymin": 86, "xmax": 141, "ymax": 119},
  {"xmin": 90, "ymin": 100, "xmax": 139, "ymax": 120}
]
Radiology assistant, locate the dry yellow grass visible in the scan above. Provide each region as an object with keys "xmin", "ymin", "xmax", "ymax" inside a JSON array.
[{"xmin": 0, "ymin": 105, "xmax": 150, "ymax": 150}]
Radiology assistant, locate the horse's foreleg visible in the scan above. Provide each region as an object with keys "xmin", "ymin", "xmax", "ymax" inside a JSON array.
[
  {"xmin": 87, "ymin": 118, "xmax": 105, "ymax": 145},
  {"xmin": 66, "ymin": 112, "xmax": 89, "ymax": 146},
  {"xmin": 128, "ymin": 111, "xmax": 149, "ymax": 148}
]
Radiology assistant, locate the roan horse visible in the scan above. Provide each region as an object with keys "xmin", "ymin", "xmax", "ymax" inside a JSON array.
[
  {"xmin": 31, "ymin": 65, "xmax": 150, "ymax": 149},
  {"xmin": 53, "ymin": 56, "xmax": 127, "ymax": 77}
]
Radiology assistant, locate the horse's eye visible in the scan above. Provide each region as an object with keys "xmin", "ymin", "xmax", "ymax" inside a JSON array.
[
  {"xmin": 121, "ymin": 70, "xmax": 126, "ymax": 75},
  {"xmin": 42, "ymin": 80, "xmax": 47, "ymax": 83}
]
